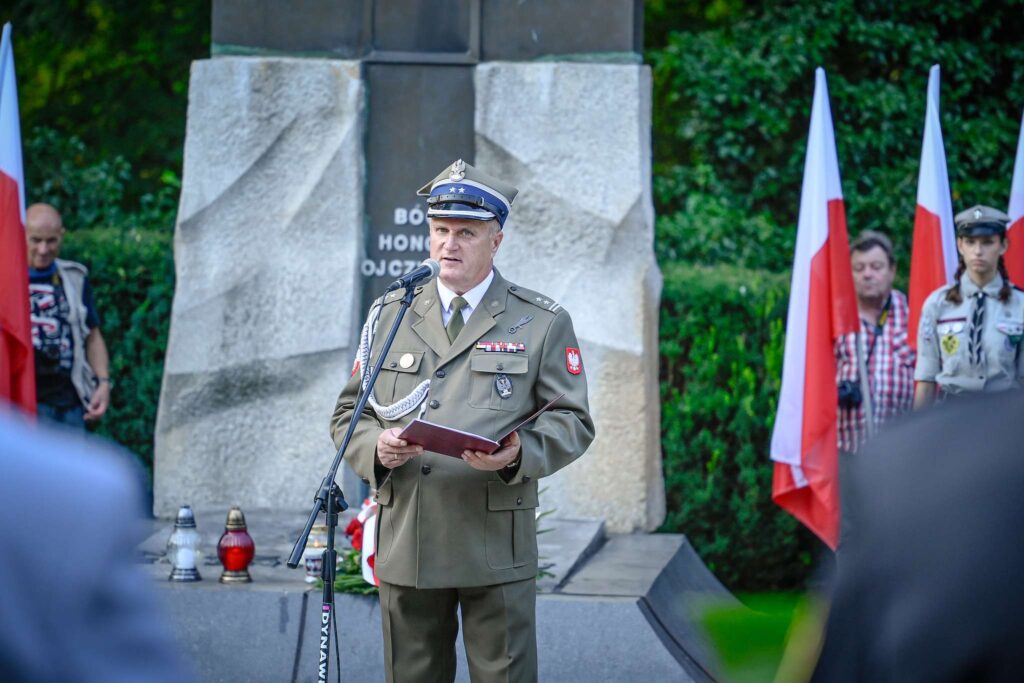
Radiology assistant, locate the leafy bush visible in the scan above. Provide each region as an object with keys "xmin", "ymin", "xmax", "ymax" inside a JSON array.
[
  {"xmin": 24, "ymin": 127, "xmax": 181, "ymax": 234},
  {"xmin": 60, "ymin": 228, "xmax": 175, "ymax": 477},
  {"xmin": 11, "ymin": 0, "xmax": 210, "ymax": 201},
  {"xmin": 24, "ymin": 127, "xmax": 132, "ymax": 230},
  {"xmin": 659, "ymin": 262, "xmax": 821, "ymax": 591},
  {"xmin": 649, "ymin": 0, "xmax": 1024, "ymax": 273}
]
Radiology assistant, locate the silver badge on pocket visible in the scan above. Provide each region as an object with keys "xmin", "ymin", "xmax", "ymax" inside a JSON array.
[{"xmin": 495, "ymin": 373, "xmax": 513, "ymax": 399}]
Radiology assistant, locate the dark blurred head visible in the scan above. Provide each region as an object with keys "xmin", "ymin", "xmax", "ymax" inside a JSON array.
[{"xmin": 812, "ymin": 391, "xmax": 1024, "ymax": 682}]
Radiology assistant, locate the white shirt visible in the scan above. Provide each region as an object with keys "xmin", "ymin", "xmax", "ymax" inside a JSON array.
[{"xmin": 437, "ymin": 270, "xmax": 494, "ymax": 327}]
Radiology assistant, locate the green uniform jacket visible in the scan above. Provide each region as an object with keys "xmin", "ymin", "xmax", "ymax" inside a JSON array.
[{"xmin": 330, "ymin": 269, "xmax": 595, "ymax": 589}]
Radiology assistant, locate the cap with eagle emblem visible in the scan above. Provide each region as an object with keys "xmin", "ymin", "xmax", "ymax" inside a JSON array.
[
  {"xmin": 417, "ymin": 159, "xmax": 519, "ymax": 227},
  {"xmin": 954, "ymin": 204, "xmax": 1011, "ymax": 237}
]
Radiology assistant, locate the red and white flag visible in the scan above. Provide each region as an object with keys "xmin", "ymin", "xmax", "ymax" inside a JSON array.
[
  {"xmin": 356, "ymin": 498, "xmax": 379, "ymax": 587},
  {"xmin": 0, "ymin": 23, "xmax": 35, "ymax": 414},
  {"xmin": 770, "ymin": 68, "xmax": 859, "ymax": 550},
  {"xmin": 1006, "ymin": 109, "xmax": 1024, "ymax": 284},
  {"xmin": 908, "ymin": 65, "xmax": 957, "ymax": 350}
]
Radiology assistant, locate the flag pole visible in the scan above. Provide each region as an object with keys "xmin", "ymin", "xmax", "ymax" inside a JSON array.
[{"xmin": 855, "ymin": 330, "xmax": 875, "ymax": 438}]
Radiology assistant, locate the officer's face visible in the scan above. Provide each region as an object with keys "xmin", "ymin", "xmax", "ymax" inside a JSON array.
[
  {"xmin": 957, "ymin": 234, "xmax": 1007, "ymax": 282},
  {"xmin": 851, "ymin": 245, "xmax": 895, "ymax": 303},
  {"xmin": 25, "ymin": 216, "xmax": 64, "ymax": 270},
  {"xmin": 429, "ymin": 217, "xmax": 503, "ymax": 295}
]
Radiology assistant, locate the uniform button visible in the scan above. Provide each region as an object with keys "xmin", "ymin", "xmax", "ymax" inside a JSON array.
[
  {"xmin": 516, "ymin": 497, "xmax": 523, "ymax": 505},
  {"xmin": 389, "ymin": 362, "xmax": 397, "ymax": 368},
  {"xmin": 496, "ymin": 363, "xmax": 504, "ymax": 371},
  {"xmin": 361, "ymin": 478, "xmax": 369, "ymax": 485},
  {"xmin": 429, "ymin": 399, "xmax": 440, "ymax": 409},
  {"xmin": 522, "ymin": 476, "xmax": 531, "ymax": 483},
  {"xmin": 436, "ymin": 369, "xmax": 446, "ymax": 378},
  {"xmin": 421, "ymin": 464, "xmax": 432, "ymax": 475},
  {"xmin": 510, "ymin": 286, "xmax": 518, "ymax": 291}
]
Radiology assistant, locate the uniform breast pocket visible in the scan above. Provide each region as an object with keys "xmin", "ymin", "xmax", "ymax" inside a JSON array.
[
  {"xmin": 468, "ymin": 353, "xmax": 530, "ymax": 411},
  {"xmin": 372, "ymin": 350, "xmax": 425, "ymax": 404},
  {"xmin": 996, "ymin": 319, "xmax": 1024, "ymax": 357},
  {"xmin": 936, "ymin": 318, "xmax": 967, "ymax": 370}
]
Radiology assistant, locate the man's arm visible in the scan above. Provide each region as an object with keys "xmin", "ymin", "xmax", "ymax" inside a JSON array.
[
  {"xmin": 84, "ymin": 327, "xmax": 111, "ymax": 421},
  {"xmin": 498, "ymin": 309, "xmax": 595, "ymax": 485},
  {"xmin": 330, "ymin": 368, "xmax": 394, "ymax": 486}
]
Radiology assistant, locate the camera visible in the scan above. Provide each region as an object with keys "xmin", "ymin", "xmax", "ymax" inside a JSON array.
[
  {"xmin": 837, "ymin": 379, "xmax": 862, "ymax": 409},
  {"xmin": 35, "ymin": 337, "xmax": 63, "ymax": 374}
]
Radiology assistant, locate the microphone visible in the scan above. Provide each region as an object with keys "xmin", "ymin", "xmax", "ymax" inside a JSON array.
[{"xmin": 385, "ymin": 259, "xmax": 440, "ymax": 293}]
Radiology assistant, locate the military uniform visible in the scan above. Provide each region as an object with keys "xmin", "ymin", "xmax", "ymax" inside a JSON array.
[
  {"xmin": 915, "ymin": 205, "xmax": 1024, "ymax": 395},
  {"xmin": 329, "ymin": 160, "xmax": 594, "ymax": 682}
]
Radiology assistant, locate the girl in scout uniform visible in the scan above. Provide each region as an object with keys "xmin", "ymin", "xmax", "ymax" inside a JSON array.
[{"xmin": 914, "ymin": 205, "xmax": 1024, "ymax": 407}]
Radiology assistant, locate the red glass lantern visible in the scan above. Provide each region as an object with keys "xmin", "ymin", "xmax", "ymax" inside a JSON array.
[{"xmin": 217, "ymin": 506, "xmax": 255, "ymax": 583}]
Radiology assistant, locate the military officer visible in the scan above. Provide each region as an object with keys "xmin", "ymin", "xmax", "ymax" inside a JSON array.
[
  {"xmin": 914, "ymin": 205, "xmax": 1024, "ymax": 407},
  {"xmin": 330, "ymin": 159, "xmax": 595, "ymax": 682}
]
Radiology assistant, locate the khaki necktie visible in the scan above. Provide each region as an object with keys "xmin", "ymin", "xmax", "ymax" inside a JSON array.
[{"xmin": 446, "ymin": 296, "xmax": 468, "ymax": 342}]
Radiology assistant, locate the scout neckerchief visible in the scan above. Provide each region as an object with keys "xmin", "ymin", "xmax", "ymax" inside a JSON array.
[{"xmin": 967, "ymin": 291, "xmax": 986, "ymax": 367}]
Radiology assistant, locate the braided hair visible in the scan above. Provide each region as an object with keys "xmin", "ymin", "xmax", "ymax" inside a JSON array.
[
  {"xmin": 945, "ymin": 255, "xmax": 967, "ymax": 305},
  {"xmin": 997, "ymin": 256, "xmax": 1013, "ymax": 302}
]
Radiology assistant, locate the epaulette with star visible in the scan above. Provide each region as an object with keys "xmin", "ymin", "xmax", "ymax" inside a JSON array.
[
  {"xmin": 381, "ymin": 285, "xmax": 426, "ymax": 305},
  {"xmin": 509, "ymin": 284, "xmax": 562, "ymax": 313}
]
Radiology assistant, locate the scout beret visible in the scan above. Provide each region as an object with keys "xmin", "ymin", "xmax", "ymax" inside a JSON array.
[
  {"xmin": 417, "ymin": 159, "xmax": 519, "ymax": 228},
  {"xmin": 954, "ymin": 205, "xmax": 1011, "ymax": 237}
]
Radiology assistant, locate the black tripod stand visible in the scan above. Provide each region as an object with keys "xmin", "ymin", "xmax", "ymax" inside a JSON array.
[{"xmin": 287, "ymin": 284, "xmax": 418, "ymax": 682}]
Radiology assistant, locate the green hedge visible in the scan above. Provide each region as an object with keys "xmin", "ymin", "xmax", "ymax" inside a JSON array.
[
  {"xmin": 659, "ymin": 262, "xmax": 819, "ymax": 592},
  {"xmin": 60, "ymin": 228, "xmax": 175, "ymax": 477},
  {"xmin": 649, "ymin": 0, "xmax": 1024, "ymax": 274}
]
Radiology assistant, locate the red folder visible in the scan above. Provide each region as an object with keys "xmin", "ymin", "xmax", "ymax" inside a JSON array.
[{"xmin": 398, "ymin": 393, "xmax": 565, "ymax": 458}]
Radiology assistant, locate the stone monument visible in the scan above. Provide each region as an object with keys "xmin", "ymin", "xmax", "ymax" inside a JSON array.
[{"xmin": 155, "ymin": 0, "xmax": 664, "ymax": 533}]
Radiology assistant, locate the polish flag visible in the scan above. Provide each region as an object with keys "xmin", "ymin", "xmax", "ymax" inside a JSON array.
[
  {"xmin": 908, "ymin": 65, "xmax": 957, "ymax": 350},
  {"xmin": 1007, "ymin": 109, "xmax": 1024, "ymax": 284},
  {"xmin": 0, "ymin": 23, "xmax": 35, "ymax": 414},
  {"xmin": 770, "ymin": 68, "xmax": 859, "ymax": 550}
]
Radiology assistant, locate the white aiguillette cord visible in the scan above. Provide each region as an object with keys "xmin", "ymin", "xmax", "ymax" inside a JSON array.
[{"xmin": 357, "ymin": 300, "xmax": 430, "ymax": 421}]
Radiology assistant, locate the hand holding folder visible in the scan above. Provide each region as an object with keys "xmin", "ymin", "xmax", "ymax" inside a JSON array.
[{"xmin": 398, "ymin": 393, "xmax": 565, "ymax": 458}]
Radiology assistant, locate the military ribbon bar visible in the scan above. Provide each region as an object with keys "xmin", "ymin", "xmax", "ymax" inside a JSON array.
[{"xmin": 475, "ymin": 341, "xmax": 526, "ymax": 353}]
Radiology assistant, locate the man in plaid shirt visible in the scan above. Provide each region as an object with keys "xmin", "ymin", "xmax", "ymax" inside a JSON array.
[{"xmin": 835, "ymin": 231, "xmax": 916, "ymax": 454}]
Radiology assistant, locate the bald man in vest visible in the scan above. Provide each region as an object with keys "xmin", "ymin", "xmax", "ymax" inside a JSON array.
[{"xmin": 26, "ymin": 203, "xmax": 111, "ymax": 427}]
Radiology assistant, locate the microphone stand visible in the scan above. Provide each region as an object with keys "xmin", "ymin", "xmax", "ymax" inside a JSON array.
[{"xmin": 287, "ymin": 283, "xmax": 418, "ymax": 682}]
